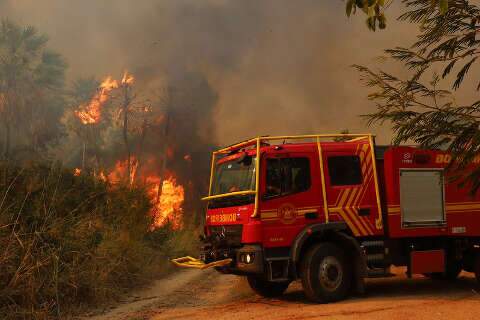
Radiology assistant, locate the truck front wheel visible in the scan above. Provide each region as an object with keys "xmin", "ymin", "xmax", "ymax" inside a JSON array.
[
  {"xmin": 301, "ymin": 243, "xmax": 352, "ymax": 303},
  {"xmin": 247, "ymin": 276, "xmax": 290, "ymax": 298}
]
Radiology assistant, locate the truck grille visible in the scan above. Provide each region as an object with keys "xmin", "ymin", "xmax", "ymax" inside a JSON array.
[{"xmin": 209, "ymin": 225, "xmax": 243, "ymax": 246}]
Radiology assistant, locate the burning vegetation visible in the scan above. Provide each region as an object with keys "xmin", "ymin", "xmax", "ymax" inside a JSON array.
[
  {"xmin": 148, "ymin": 175, "xmax": 184, "ymax": 230},
  {"xmin": 74, "ymin": 76, "xmax": 119, "ymax": 125},
  {"xmin": 71, "ymin": 72, "xmax": 187, "ymax": 230}
]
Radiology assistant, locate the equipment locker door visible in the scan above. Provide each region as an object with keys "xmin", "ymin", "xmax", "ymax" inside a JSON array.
[
  {"xmin": 399, "ymin": 169, "xmax": 446, "ymax": 227},
  {"xmin": 323, "ymin": 142, "xmax": 382, "ymax": 236}
]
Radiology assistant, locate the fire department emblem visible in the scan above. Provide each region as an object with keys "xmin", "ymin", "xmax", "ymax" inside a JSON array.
[{"xmin": 278, "ymin": 203, "xmax": 297, "ymax": 224}]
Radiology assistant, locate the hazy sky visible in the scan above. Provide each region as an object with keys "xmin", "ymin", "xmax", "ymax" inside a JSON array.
[{"xmin": 0, "ymin": 1, "xmax": 421, "ymax": 145}]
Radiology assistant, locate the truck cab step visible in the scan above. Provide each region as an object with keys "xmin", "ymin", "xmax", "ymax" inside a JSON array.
[{"xmin": 367, "ymin": 267, "xmax": 395, "ymax": 278}]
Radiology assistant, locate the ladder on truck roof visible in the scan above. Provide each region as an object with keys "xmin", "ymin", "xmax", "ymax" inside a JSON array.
[{"xmin": 203, "ymin": 133, "xmax": 384, "ymax": 230}]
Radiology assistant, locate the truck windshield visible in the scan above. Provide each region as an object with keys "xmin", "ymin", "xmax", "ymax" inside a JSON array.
[{"xmin": 212, "ymin": 156, "xmax": 256, "ymax": 195}]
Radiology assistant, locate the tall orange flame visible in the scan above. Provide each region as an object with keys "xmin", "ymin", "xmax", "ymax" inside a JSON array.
[
  {"xmin": 147, "ymin": 175, "xmax": 184, "ymax": 230},
  {"xmin": 73, "ymin": 70, "xmax": 185, "ymax": 230},
  {"xmin": 74, "ymin": 76, "xmax": 119, "ymax": 124},
  {"xmin": 121, "ymin": 71, "xmax": 134, "ymax": 85},
  {"xmin": 106, "ymin": 157, "xmax": 184, "ymax": 230},
  {"xmin": 108, "ymin": 157, "xmax": 139, "ymax": 185}
]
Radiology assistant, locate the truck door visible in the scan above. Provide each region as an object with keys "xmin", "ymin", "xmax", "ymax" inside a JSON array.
[
  {"xmin": 323, "ymin": 142, "xmax": 383, "ymax": 236},
  {"xmin": 259, "ymin": 151, "xmax": 322, "ymax": 247}
]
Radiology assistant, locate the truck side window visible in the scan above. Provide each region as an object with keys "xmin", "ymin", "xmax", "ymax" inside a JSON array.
[
  {"xmin": 266, "ymin": 158, "xmax": 282, "ymax": 197},
  {"xmin": 327, "ymin": 156, "xmax": 362, "ymax": 186},
  {"xmin": 289, "ymin": 158, "xmax": 311, "ymax": 193},
  {"xmin": 265, "ymin": 157, "xmax": 311, "ymax": 198}
]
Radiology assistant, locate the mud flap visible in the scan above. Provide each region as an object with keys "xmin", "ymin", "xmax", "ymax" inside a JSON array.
[{"xmin": 171, "ymin": 256, "xmax": 232, "ymax": 270}]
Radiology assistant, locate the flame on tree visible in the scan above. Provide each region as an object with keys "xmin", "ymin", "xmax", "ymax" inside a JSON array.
[{"xmin": 72, "ymin": 71, "xmax": 185, "ymax": 230}]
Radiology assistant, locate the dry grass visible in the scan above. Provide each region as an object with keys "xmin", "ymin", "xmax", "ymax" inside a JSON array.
[{"xmin": 0, "ymin": 162, "xmax": 194, "ymax": 319}]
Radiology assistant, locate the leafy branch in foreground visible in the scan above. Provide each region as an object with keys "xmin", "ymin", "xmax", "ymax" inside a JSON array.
[
  {"xmin": 345, "ymin": 0, "xmax": 450, "ymax": 31},
  {"xmin": 356, "ymin": 0, "xmax": 480, "ymax": 192}
]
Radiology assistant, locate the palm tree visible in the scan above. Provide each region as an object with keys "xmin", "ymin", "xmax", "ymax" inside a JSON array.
[{"xmin": 0, "ymin": 19, "xmax": 66, "ymax": 159}]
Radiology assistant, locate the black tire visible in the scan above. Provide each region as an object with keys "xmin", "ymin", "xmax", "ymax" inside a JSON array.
[
  {"xmin": 301, "ymin": 243, "xmax": 352, "ymax": 303},
  {"xmin": 247, "ymin": 276, "xmax": 290, "ymax": 298},
  {"xmin": 474, "ymin": 254, "xmax": 480, "ymax": 285},
  {"xmin": 423, "ymin": 259, "xmax": 462, "ymax": 280}
]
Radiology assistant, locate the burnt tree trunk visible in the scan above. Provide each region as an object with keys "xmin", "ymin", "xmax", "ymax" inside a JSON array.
[
  {"xmin": 135, "ymin": 117, "xmax": 149, "ymax": 177},
  {"xmin": 122, "ymin": 85, "xmax": 132, "ymax": 184},
  {"xmin": 160, "ymin": 87, "xmax": 173, "ymax": 179}
]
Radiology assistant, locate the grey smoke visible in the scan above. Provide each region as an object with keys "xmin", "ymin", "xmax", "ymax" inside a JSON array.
[{"xmin": 0, "ymin": 0, "xmax": 421, "ymax": 146}]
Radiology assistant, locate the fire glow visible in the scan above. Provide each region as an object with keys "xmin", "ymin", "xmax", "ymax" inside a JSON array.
[
  {"xmin": 121, "ymin": 71, "xmax": 134, "ymax": 85},
  {"xmin": 74, "ymin": 76, "xmax": 119, "ymax": 124},
  {"xmin": 108, "ymin": 157, "xmax": 139, "ymax": 185},
  {"xmin": 105, "ymin": 158, "xmax": 185, "ymax": 230},
  {"xmin": 147, "ymin": 175, "xmax": 184, "ymax": 230},
  {"xmin": 73, "ymin": 71, "xmax": 185, "ymax": 230}
]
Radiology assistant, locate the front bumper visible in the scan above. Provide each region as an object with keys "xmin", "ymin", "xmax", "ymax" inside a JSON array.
[{"xmin": 201, "ymin": 244, "xmax": 264, "ymax": 275}]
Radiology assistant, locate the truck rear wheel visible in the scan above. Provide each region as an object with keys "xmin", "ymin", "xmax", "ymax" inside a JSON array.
[
  {"xmin": 424, "ymin": 258, "xmax": 462, "ymax": 280},
  {"xmin": 301, "ymin": 243, "xmax": 352, "ymax": 303},
  {"xmin": 474, "ymin": 254, "xmax": 480, "ymax": 285},
  {"xmin": 247, "ymin": 276, "xmax": 290, "ymax": 298}
]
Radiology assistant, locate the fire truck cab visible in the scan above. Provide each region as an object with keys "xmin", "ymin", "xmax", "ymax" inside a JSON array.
[{"xmin": 195, "ymin": 134, "xmax": 480, "ymax": 303}]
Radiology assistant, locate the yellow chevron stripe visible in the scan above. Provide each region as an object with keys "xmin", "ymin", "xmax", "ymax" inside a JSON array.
[
  {"xmin": 337, "ymin": 209, "xmax": 361, "ymax": 236},
  {"xmin": 343, "ymin": 187, "xmax": 370, "ymax": 236},
  {"xmin": 334, "ymin": 189, "xmax": 345, "ymax": 207},
  {"xmin": 360, "ymin": 144, "xmax": 370, "ymax": 172},
  {"xmin": 338, "ymin": 188, "xmax": 366, "ymax": 235},
  {"xmin": 354, "ymin": 165, "xmax": 373, "ymax": 205},
  {"xmin": 361, "ymin": 216, "xmax": 375, "ymax": 235},
  {"xmin": 336, "ymin": 187, "xmax": 352, "ymax": 209},
  {"xmin": 362, "ymin": 146, "xmax": 371, "ymax": 166},
  {"xmin": 345, "ymin": 207, "xmax": 369, "ymax": 235},
  {"xmin": 345, "ymin": 162, "xmax": 373, "ymax": 235},
  {"xmin": 346, "ymin": 187, "xmax": 360, "ymax": 207},
  {"xmin": 360, "ymin": 152, "xmax": 367, "ymax": 174},
  {"xmin": 355, "ymin": 143, "xmax": 361, "ymax": 154}
]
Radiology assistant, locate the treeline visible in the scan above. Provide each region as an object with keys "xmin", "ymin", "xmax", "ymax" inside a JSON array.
[{"xmin": 0, "ymin": 19, "xmax": 162, "ymax": 175}]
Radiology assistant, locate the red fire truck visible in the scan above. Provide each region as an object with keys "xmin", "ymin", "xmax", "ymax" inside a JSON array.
[{"xmin": 173, "ymin": 134, "xmax": 480, "ymax": 303}]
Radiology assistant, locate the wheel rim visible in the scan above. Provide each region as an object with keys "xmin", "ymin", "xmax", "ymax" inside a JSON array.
[{"xmin": 318, "ymin": 256, "xmax": 343, "ymax": 292}]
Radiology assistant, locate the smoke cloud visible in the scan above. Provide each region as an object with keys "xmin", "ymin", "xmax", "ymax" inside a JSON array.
[{"xmin": 0, "ymin": 0, "xmax": 419, "ymax": 145}]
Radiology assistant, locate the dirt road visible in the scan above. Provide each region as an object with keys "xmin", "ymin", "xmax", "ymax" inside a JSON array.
[{"xmin": 89, "ymin": 267, "xmax": 480, "ymax": 320}]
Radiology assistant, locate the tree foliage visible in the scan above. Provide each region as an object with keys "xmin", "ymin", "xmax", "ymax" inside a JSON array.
[
  {"xmin": 353, "ymin": 0, "xmax": 480, "ymax": 192},
  {"xmin": 0, "ymin": 19, "xmax": 66, "ymax": 159},
  {"xmin": 346, "ymin": 0, "xmax": 450, "ymax": 30}
]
